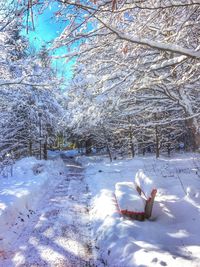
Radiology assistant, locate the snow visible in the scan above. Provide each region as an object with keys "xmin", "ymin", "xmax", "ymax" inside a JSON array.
[
  {"xmin": 78, "ymin": 153, "xmax": 200, "ymax": 267},
  {"xmin": 0, "ymin": 156, "xmax": 66, "ymax": 251},
  {"xmin": 48, "ymin": 149, "xmax": 85, "ymax": 159},
  {"xmin": 62, "ymin": 149, "xmax": 82, "ymax": 157},
  {"xmin": 150, "ymin": 55, "xmax": 187, "ymax": 70},
  {"xmin": 1, "ymin": 152, "xmax": 200, "ymax": 266},
  {"xmin": 115, "ymin": 182, "xmax": 145, "ymax": 212},
  {"xmin": 108, "ymin": 24, "xmax": 200, "ymax": 59},
  {"xmin": 0, "ymin": 155, "xmax": 94, "ymax": 266},
  {"xmin": 135, "ymin": 169, "xmax": 155, "ymax": 199}
]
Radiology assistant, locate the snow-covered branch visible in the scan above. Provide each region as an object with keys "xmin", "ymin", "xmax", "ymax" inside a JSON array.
[{"xmin": 98, "ymin": 21, "xmax": 200, "ymax": 59}]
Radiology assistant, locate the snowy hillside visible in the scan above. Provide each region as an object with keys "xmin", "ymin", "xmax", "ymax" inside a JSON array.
[{"xmin": 78, "ymin": 153, "xmax": 200, "ymax": 267}]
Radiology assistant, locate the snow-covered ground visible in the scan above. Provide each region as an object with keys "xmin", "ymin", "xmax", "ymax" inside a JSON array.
[
  {"xmin": 0, "ymin": 156, "xmax": 66, "ymax": 253},
  {"xmin": 78, "ymin": 153, "xmax": 200, "ymax": 267},
  {"xmin": 0, "ymin": 153, "xmax": 94, "ymax": 266},
  {"xmin": 1, "ymin": 152, "xmax": 200, "ymax": 267}
]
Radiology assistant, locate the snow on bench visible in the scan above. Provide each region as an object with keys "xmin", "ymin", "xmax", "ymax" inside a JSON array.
[
  {"xmin": 115, "ymin": 170, "xmax": 157, "ymax": 221},
  {"xmin": 115, "ymin": 182, "xmax": 146, "ymax": 220}
]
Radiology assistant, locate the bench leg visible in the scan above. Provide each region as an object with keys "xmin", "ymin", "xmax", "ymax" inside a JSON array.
[{"xmin": 145, "ymin": 189, "xmax": 157, "ymax": 219}]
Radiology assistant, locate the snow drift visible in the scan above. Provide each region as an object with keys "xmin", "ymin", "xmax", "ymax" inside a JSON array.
[{"xmin": 0, "ymin": 157, "xmax": 66, "ymax": 251}]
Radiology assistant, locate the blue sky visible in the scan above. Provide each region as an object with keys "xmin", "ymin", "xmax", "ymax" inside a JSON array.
[{"xmin": 22, "ymin": 2, "xmax": 75, "ymax": 84}]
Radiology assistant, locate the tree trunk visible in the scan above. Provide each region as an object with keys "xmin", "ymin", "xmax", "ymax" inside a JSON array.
[
  {"xmin": 43, "ymin": 142, "xmax": 47, "ymax": 160},
  {"xmin": 85, "ymin": 139, "xmax": 92, "ymax": 155},
  {"xmin": 29, "ymin": 141, "xmax": 32, "ymax": 156},
  {"xmin": 185, "ymin": 118, "xmax": 200, "ymax": 151},
  {"xmin": 155, "ymin": 125, "xmax": 160, "ymax": 158},
  {"xmin": 102, "ymin": 126, "xmax": 113, "ymax": 161},
  {"xmin": 127, "ymin": 117, "xmax": 135, "ymax": 158},
  {"xmin": 167, "ymin": 143, "xmax": 171, "ymax": 157},
  {"xmin": 106, "ymin": 143, "xmax": 112, "ymax": 162},
  {"xmin": 128, "ymin": 126, "xmax": 135, "ymax": 158}
]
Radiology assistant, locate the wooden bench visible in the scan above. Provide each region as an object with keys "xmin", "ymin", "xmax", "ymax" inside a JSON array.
[{"xmin": 115, "ymin": 170, "xmax": 157, "ymax": 221}]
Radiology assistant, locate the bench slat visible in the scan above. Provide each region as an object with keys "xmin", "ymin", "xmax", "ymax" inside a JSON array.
[{"xmin": 135, "ymin": 169, "xmax": 155, "ymax": 200}]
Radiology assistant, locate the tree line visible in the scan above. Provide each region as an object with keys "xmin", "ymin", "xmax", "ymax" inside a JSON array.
[
  {"xmin": 60, "ymin": 0, "xmax": 200, "ymax": 159},
  {"xmin": 1, "ymin": 0, "xmax": 200, "ymax": 168},
  {"xmin": 0, "ymin": 2, "xmax": 66, "ymax": 175}
]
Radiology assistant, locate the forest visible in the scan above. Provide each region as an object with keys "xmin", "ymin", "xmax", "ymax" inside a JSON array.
[{"xmin": 0, "ymin": 0, "xmax": 200, "ymax": 170}]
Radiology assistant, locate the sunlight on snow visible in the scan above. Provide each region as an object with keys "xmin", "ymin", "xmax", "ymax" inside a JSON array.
[
  {"xmin": 167, "ymin": 229, "xmax": 189, "ymax": 238},
  {"xmin": 29, "ymin": 236, "xmax": 65, "ymax": 264},
  {"xmin": 54, "ymin": 237, "xmax": 86, "ymax": 257},
  {"xmin": 43, "ymin": 227, "xmax": 55, "ymax": 238},
  {"xmin": 158, "ymin": 195, "xmax": 179, "ymax": 202},
  {"xmin": 0, "ymin": 202, "xmax": 7, "ymax": 210},
  {"xmin": 133, "ymin": 249, "xmax": 188, "ymax": 267},
  {"xmin": 65, "ymin": 164, "xmax": 83, "ymax": 169},
  {"xmin": 184, "ymin": 246, "xmax": 200, "ymax": 255},
  {"xmin": 92, "ymin": 189, "xmax": 116, "ymax": 220},
  {"xmin": 1, "ymin": 189, "xmax": 29, "ymax": 198},
  {"xmin": 134, "ymin": 241, "xmax": 160, "ymax": 250},
  {"xmin": 38, "ymin": 245, "xmax": 65, "ymax": 263},
  {"xmin": 12, "ymin": 252, "xmax": 26, "ymax": 266}
]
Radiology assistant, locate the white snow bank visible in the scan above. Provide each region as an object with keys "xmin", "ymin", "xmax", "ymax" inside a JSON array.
[
  {"xmin": 83, "ymin": 153, "xmax": 200, "ymax": 267},
  {"xmin": 115, "ymin": 182, "xmax": 145, "ymax": 212},
  {"xmin": 0, "ymin": 157, "xmax": 66, "ymax": 250}
]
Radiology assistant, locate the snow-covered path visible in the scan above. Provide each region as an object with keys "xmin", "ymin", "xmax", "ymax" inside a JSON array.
[{"xmin": 2, "ymin": 157, "xmax": 94, "ymax": 267}]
